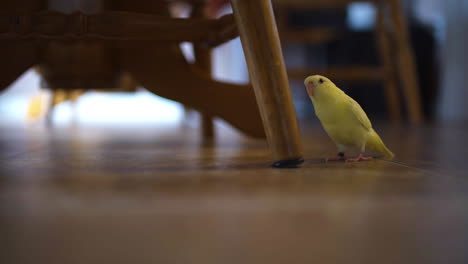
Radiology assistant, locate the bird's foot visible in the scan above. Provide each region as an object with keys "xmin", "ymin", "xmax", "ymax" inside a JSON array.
[
  {"xmin": 346, "ymin": 153, "xmax": 373, "ymax": 162},
  {"xmin": 325, "ymin": 152, "xmax": 346, "ymax": 162}
]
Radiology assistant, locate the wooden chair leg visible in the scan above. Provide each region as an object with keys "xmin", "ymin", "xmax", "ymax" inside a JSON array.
[
  {"xmin": 194, "ymin": 47, "xmax": 215, "ymax": 138},
  {"xmin": 376, "ymin": 2, "xmax": 402, "ymax": 122},
  {"xmin": 387, "ymin": 0, "xmax": 424, "ymax": 124},
  {"xmin": 192, "ymin": 3, "xmax": 215, "ymax": 139},
  {"xmin": 46, "ymin": 89, "xmax": 62, "ymax": 124},
  {"xmin": 231, "ymin": 0, "xmax": 303, "ymax": 168}
]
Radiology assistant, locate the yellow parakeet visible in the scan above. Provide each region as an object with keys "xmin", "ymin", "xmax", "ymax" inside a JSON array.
[{"xmin": 304, "ymin": 75, "xmax": 394, "ymax": 161}]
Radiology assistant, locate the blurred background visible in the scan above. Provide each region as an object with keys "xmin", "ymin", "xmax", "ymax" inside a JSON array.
[
  {"xmin": 4, "ymin": 2, "xmax": 468, "ymax": 264},
  {"xmin": 0, "ymin": 0, "xmax": 467, "ymax": 130}
]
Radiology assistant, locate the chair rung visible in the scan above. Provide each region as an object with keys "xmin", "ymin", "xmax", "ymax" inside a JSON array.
[
  {"xmin": 288, "ymin": 66, "xmax": 384, "ymax": 81},
  {"xmin": 280, "ymin": 28, "xmax": 338, "ymax": 43},
  {"xmin": 274, "ymin": 0, "xmax": 378, "ymax": 9}
]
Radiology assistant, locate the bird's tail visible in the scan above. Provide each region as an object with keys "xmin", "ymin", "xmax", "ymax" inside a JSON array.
[{"xmin": 366, "ymin": 129, "xmax": 394, "ymax": 160}]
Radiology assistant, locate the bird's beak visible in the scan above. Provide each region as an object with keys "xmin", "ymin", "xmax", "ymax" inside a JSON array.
[{"xmin": 306, "ymin": 82, "xmax": 314, "ymax": 97}]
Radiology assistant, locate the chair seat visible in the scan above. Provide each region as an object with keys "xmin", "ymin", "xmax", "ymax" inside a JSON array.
[{"xmin": 0, "ymin": 10, "xmax": 238, "ymax": 46}]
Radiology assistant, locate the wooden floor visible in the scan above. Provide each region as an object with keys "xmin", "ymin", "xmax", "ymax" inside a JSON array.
[{"xmin": 1, "ymin": 119, "xmax": 468, "ymax": 264}]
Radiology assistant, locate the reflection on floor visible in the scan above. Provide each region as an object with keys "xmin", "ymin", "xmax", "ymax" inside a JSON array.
[{"xmin": 1, "ymin": 120, "xmax": 468, "ymax": 264}]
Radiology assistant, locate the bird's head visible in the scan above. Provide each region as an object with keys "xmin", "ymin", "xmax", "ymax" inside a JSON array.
[{"xmin": 304, "ymin": 75, "xmax": 338, "ymax": 100}]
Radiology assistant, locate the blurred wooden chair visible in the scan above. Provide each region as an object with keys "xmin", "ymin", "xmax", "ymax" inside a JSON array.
[
  {"xmin": 0, "ymin": 0, "xmax": 303, "ymax": 167},
  {"xmin": 274, "ymin": 0, "xmax": 424, "ymax": 123}
]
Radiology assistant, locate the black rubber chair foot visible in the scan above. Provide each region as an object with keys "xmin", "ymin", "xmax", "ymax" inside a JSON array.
[{"xmin": 272, "ymin": 158, "xmax": 304, "ymax": 168}]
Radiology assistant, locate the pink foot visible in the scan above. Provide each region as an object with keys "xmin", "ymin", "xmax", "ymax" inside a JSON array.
[
  {"xmin": 346, "ymin": 153, "xmax": 373, "ymax": 162},
  {"xmin": 325, "ymin": 152, "xmax": 346, "ymax": 162}
]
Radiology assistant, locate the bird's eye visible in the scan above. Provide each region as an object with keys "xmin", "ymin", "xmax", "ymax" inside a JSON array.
[{"xmin": 319, "ymin": 78, "xmax": 324, "ymax": 84}]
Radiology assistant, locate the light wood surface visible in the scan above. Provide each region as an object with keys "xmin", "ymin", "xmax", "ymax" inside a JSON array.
[
  {"xmin": 232, "ymin": 0, "xmax": 303, "ymax": 166},
  {"xmin": 1, "ymin": 120, "xmax": 468, "ymax": 264}
]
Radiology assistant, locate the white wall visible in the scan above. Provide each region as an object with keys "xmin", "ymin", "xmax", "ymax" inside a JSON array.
[
  {"xmin": 437, "ymin": 0, "xmax": 468, "ymax": 121},
  {"xmin": 414, "ymin": 0, "xmax": 468, "ymax": 121}
]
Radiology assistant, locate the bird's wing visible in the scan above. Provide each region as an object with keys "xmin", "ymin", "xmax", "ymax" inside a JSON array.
[{"xmin": 348, "ymin": 97, "xmax": 372, "ymax": 130}]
